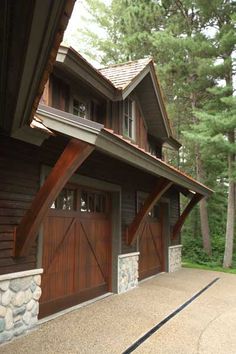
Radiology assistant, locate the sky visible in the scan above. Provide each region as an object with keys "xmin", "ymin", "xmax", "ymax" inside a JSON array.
[{"xmin": 63, "ymin": 0, "xmax": 109, "ymax": 67}]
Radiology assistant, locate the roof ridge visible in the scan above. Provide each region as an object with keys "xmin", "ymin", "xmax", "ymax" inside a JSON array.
[{"xmin": 99, "ymin": 57, "xmax": 152, "ymax": 71}]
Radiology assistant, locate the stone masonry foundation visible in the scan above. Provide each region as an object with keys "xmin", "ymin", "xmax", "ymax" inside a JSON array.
[
  {"xmin": 168, "ymin": 245, "xmax": 182, "ymax": 272},
  {"xmin": 118, "ymin": 252, "xmax": 139, "ymax": 294},
  {"xmin": 0, "ymin": 268, "xmax": 43, "ymax": 344}
]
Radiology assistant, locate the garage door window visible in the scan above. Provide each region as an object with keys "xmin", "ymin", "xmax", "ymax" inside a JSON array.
[
  {"xmin": 81, "ymin": 191, "xmax": 106, "ymax": 214},
  {"xmin": 51, "ymin": 188, "xmax": 76, "ymax": 210}
]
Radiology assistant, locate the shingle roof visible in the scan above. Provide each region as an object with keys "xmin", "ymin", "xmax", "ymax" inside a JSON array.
[{"xmin": 99, "ymin": 58, "xmax": 152, "ymax": 90}]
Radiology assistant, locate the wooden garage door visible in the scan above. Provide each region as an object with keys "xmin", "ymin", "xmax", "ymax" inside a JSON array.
[
  {"xmin": 138, "ymin": 196, "xmax": 163, "ymax": 280},
  {"xmin": 39, "ymin": 186, "xmax": 111, "ymax": 318}
]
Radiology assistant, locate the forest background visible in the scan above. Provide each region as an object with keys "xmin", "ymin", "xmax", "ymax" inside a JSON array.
[{"xmin": 64, "ymin": 0, "xmax": 236, "ymax": 270}]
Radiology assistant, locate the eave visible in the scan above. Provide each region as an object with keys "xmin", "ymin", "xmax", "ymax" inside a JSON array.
[
  {"xmin": 56, "ymin": 46, "xmax": 118, "ymax": 101},
  {"xmin": 37, "ymin": 105, "xmax": 213, "ymax": 198},
  {"xmin": 0, "ymin": 0, "xmax": 75, "ymax": 137}
]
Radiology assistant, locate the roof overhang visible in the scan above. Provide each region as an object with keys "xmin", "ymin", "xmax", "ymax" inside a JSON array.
[
  {"xmin": 0, "ymin": 0, "xmax": 75, "ymax": 137},
  {"xmin": 55, "ymin": 46, "xmax": 117, "ymax": 100},
  {"xmin": 37, "ymin": 105, "xmax": 213, "ymax": 198}
]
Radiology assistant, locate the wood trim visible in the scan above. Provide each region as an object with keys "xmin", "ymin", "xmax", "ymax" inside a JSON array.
[
  {"xmin": 14, "ymin": 139, "xmax": 94, "ymax": 257},
  {"xmin": 126, "ymin": 178, "xmax": 173, "ymax": 246},
  {"xmin": 172, "ymin": 193, "xmax": 203, "ymax": 240}
]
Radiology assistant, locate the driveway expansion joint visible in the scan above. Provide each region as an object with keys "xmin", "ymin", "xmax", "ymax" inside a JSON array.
[{"xmin": 123, "ymin": 277, "xmax": 220, "ymax": 354}]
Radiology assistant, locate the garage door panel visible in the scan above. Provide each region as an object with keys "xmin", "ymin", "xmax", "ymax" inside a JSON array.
[
  {"xmin": 79, "ymin": 219, "xmax": 110, "ymax": 282},
  {"xmin": 78, "ymin": 224, "xmax": 106, "ymax": 290},
  {"xmin": 40, "ymin": 217, "xmax": 76, "ymax": 303}
]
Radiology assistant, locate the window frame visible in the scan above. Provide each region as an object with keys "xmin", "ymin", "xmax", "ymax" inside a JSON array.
[
  {"xmin": 70, "ymin": 95, "xmax": 89, "ymax": 119},
  {"xmin": 123, "ymin": 97, "xmax": 136, "ymax": 140}
]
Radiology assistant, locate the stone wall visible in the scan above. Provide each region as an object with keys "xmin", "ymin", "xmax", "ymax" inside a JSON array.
[
  {"xmin": 118, "ymin": 252, "xmax": 139, "ymax": 293},
  {"xmin": 168, "ymin": 245, "xmax": 182, "ymax": 272},
  {"xmin": 0, "ymin": 268, "xmax": 43, "ymax": 344}
]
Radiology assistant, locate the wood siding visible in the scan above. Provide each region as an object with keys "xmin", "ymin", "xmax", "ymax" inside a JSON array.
[
  {"xmin": 136, "ymin": 104, "xmax": 148, "ymax": 150},
  {"xmin": 0, "ymin": 137, "xmax": 40, "ymax": 274}
]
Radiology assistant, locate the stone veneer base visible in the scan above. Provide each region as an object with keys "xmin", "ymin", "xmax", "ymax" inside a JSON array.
[
  {"xmin": 118, "ymin": 252, "xmax": 139, "ymax": 294},
  {"xmin": 168, "ymin": 245, "xmax": 182, "ymax": 272},
  {"xmin": 0, "ymin": 268, "xmax": 43, "ymax": 344}
]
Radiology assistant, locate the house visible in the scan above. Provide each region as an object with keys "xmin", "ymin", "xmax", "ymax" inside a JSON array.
[{"xmin": 0, "ymin": 31, "xmax": 212, "ymax": 344}]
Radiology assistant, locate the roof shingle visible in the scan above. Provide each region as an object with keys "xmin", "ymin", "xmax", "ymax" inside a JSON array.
[{"xmin": 99, "ymin": 58, "xmax": 152, "ymax": 90}]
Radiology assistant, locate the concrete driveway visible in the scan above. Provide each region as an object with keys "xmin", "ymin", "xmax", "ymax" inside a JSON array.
[{"xmin": 1, "ymin": 268, "xmax": 236, "ymax": 353}]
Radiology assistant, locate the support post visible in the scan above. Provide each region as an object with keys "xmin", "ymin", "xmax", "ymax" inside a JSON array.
[
  {"xmin": 14, "ymin": 139, "xmax": 94, "ymax": 257},
  {"xmin": 126, "ymin": 178, "xmax": 173, "ymax": 246}
]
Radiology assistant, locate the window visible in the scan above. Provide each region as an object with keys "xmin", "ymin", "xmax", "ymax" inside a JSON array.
[
  {"xmin": 51, "ymin": 188, "xmax": 76, "ymax": 211},
  {"xmin": 80, "ymin": 190, "xmax": 106, "ymax": 214},
  {"xmin": 72, "ymin": 98, "xmax": 87, "ymax": 118},
  {"xmin": 123, "ymin": 98, "xmax": 135, "ymax": 139}
]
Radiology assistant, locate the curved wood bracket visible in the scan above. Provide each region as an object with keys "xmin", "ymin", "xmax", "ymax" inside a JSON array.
[
  {"xmin": 126, "ymin": 178, "xmax": 173, "ymax": 246},
  {"xmin": 172, "ymin": 193, "xmax": 203, "ymax": 240},
  {"xmin": 14, "ymin": 139, "xmax": 94, "ymax": 257}
]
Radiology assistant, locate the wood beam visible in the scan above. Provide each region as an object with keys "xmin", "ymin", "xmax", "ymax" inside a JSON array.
[
  {"xmin": 126, "ymin": 178, "xmax": 173, "ymax": 246},
  {"xmin": 14, "ymin": 139, "xmax": 94, "ymax": 257},
  {"xmin": 172, "ymin": 193, "xmax": 203, "ymax": 240}
]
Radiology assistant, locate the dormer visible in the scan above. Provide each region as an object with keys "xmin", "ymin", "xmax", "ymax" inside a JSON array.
[
  {"xmin": 99, "ymin": 58, "xmax": 181, "ymax": 153},
  {"xmin": 41, "ymin": 46, "xmax": 181, "ymax": 159}
]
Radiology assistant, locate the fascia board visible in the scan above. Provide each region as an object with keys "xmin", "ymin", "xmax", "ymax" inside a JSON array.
[
  {"xmin": 149, "ymin": 65, "xmax": 172, "ymax": 137},
  {"xmin": 121, "ymin": 66, "xmax": 151, "ymax": 100},
  {"xmin": 56, "ymin": 48, "xmax": 118, "ymax": 100},
  {"xmin": 36, "ymin": 105, "xmax": 103, "ymax": 145},
  {"xmin": 96, "ymin": 131, "xmax": 213, "ymax": 197}
]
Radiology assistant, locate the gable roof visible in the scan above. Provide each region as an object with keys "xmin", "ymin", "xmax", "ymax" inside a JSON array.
[
  {"xmin": 99, "ymin": 58, "xmax": 152, "ymax": 90},
  {"xmin": 55, "ymin": 46, "xmax": 181, "ymax": 149}
]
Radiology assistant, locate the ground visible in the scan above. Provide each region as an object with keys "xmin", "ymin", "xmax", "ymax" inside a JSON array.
[{"xmin": 2, "ymin": 268, "xmax": 236, "ymax": 353}]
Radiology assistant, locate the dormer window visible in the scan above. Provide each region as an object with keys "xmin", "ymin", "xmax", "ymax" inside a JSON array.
[
  {"xmin": 123, "ymin": 98, "xmax": 135, "ymax": 140},
  {"xmin": 72, "ymin": 98, "xmax": 87, "ymax": 118}
]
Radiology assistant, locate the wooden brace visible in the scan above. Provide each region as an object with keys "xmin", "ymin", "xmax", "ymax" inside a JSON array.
[
  {"xmin": 172, "ymin": 193, "xmax": 203, "ymax": 240},
  {"xmin": 14, "ymin": 138, "xmax": 94, "ymax": 257},
  {"xmin": 126, "ymin": 178, "xmax": 173, "ymax": 246}
]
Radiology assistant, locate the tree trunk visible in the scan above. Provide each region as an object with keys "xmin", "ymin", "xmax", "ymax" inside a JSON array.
[
  {"xmin": 223, "ymin": 131, "xmax": 235, "ymax": 268},
  {"xmin": 196, "ymin": 146, "xmax": 212, "ymax": 256}
]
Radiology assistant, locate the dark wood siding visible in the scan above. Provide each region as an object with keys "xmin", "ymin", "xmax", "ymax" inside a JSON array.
[
  {"xmin": 51, "ymin": 75, "xmax": 69, "ymax": 111},
  {"xmin": 0, "ymin": 136, "xmax": 40, "ymax": 275},
  {"xmin": 0, "ymin": 135, "xmax": 68, "ymax": 275},
  {"xmin": 136, "ymin": 105, "xmax": 148, "ymax": 150}
]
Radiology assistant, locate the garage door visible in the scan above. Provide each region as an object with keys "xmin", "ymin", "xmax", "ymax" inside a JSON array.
[
  {"xmin": 138, "ymin": 195, "xmax": 163, "ymax": 280},
  {"xmin": 39, "ymin": 185, "xmax": 111, "ymax": 318}
]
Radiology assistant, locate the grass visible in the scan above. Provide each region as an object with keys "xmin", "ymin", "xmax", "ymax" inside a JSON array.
[{"xmin": 182, "ymin": 261, "xmax": 236, "ymax": 274}]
